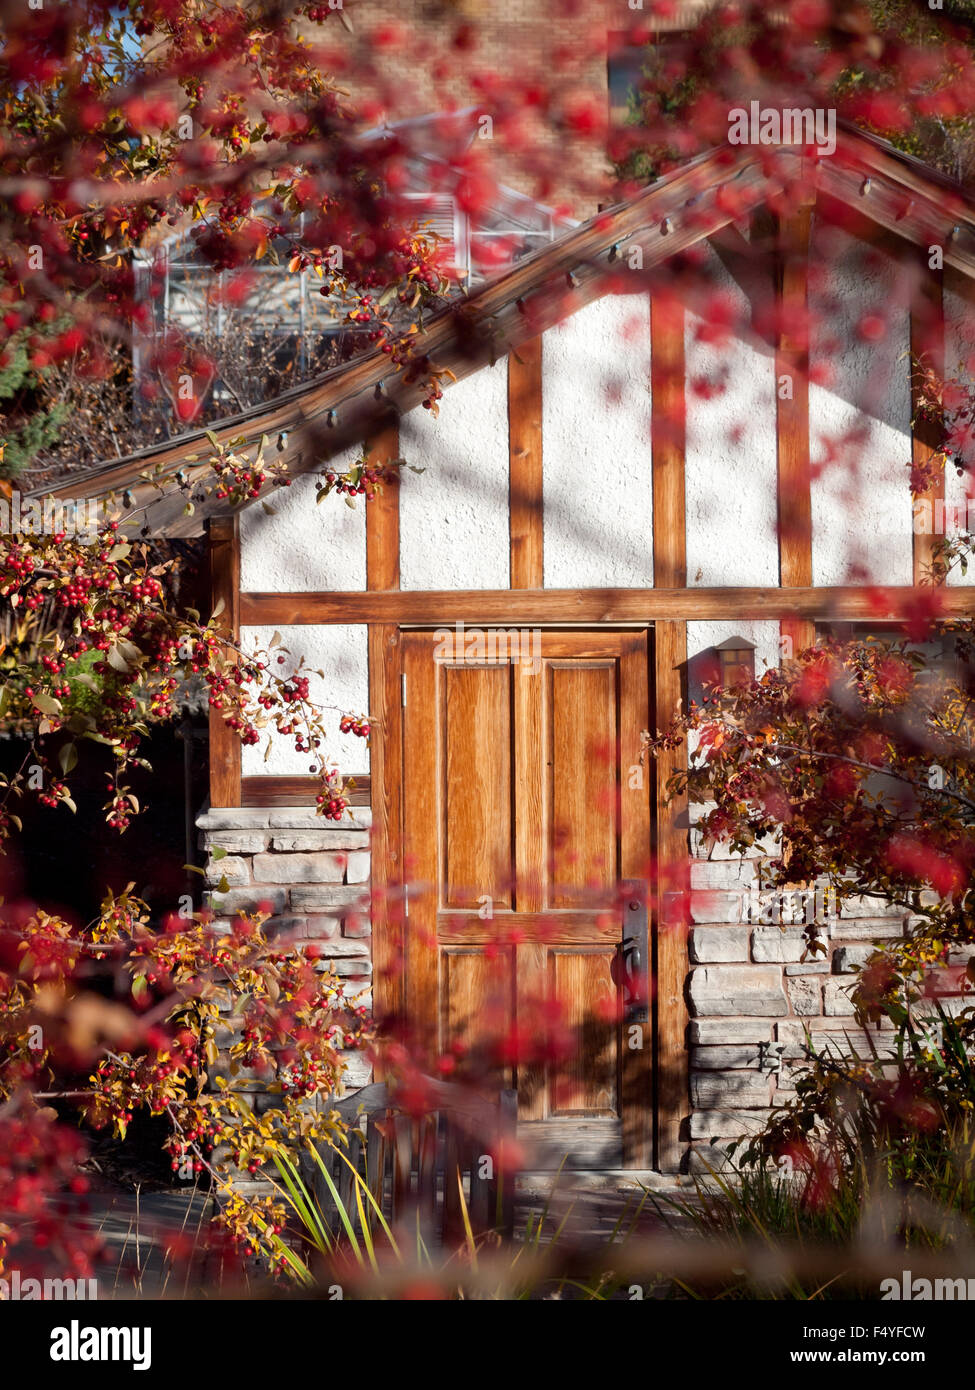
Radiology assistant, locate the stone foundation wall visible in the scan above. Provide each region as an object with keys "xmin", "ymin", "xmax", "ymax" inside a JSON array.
[
  {"xmin": 686, "ymin": 826, "xmax": 967, "ymax": 1172},
  {"xmin": 196, "ymin": 805, "xmax": 374, "ymax": 1092}
]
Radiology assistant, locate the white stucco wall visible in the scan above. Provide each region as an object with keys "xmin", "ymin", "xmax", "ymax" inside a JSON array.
[
  {"xmin": 398, "ymin": 359, "xmax": 510, "ymax": 589},
  {"xmin": 239, "ymin": 623, "xmax": 370, "ymax": 776},
  {"xmin": 808, "ymin": 224, "xmax": 913, "ymax": 585},
  {"xmin": 239, "ymin": 446, "xmax": 367, "ymax": 593},
  {"xmin": 684, "ymin": 248, "xmax": 778, "ymax": 587},
  {"xmin": 541, "ymin": 294, "xmax": 654, "ymax": 587},
  {"xmin": 943, "ymin": 272, "xmax": 975, "ymax": 586}
]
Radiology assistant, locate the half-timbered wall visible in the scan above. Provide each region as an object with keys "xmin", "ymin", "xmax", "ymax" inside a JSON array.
[{"xmin": 201, "ymin": 212, "xmax": 974, "ymax": 1172}]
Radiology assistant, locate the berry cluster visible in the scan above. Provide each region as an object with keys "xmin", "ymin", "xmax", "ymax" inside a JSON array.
[{"xmin": 339, "ymin": 714, "xmax": 371, "ymax": 738}]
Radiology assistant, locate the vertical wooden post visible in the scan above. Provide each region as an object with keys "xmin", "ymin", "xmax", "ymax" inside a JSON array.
[
  {"xmin": 653, "ymin": 619, "xmax": 688, "ymax": 1172},
  {"xmin": 651, "ymin": 294, "xmax": 686, "ymax": 589},
  {"xmin": 508, "ymin": 336, "xmax": 544, "ymax": 589},
  {"xmin": 369, "ymin": 624, "xmax": 403, "ymax": 1035},
  {"xmin": 365, "ymin": 419, "xmax": 401, "ymax": 591},
  {"xmin": 365, "ymin": 421, "xmax": 401, "ymax": 1051},
  {"xmin": 911, "ymin": 255, "xmax": 945, "ymax": 586},
  {"xmin": 650, "ymin": 288, "xmax": 689, "ymax": 1168},
  {"xmin": 207, "ymin": 514, "xmax": 241, "ymax": 808},
  {"xmin": 776, "ymin": 203, "xmax": 815, "ymax": 659}
]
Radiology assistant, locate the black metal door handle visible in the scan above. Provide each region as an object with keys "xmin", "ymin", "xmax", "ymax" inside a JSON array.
[{"xmin": 620, "ymin": 881, "xmax": 649, "ymax": 1025}]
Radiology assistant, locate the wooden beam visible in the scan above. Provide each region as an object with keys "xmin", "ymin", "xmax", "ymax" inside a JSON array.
[
  {"xmin": 508, "ymin": 336, "xmax": 544, "ymax": 588},
  {"xmin": 241, "ymin": 775, "xmax": 370, "ymax": 806},
  {"xmin": 208, "ymin": 515, "xmax": 241, "ymax": 808},
  {"xmin": 776, "ymin": 203, "xmax": 816, "ymax": 658},
  {"xmin": 365, "ymin": 419, "xmax": 401, "ymax": 591},
  {"xmin": 911, "ymin": 255, "xmax": 945, "ymax": 586},
  {"xmin": 653, "ymin": 620, "xmax": 689, "ymax": 1173},
  {"xmin": 368, "ymin": 624, "xmax": 404, "ymax": 1035},
  {"xmin": 240, "ymin": 585, "xmax": 975, "ymax": 626},
  {"xmin": 819, "ymin": 146, "xmax": 975, "ymax": 280},
  {"xmin": 651, "ymin": 292, "xmax": 686, "ymax": 589}
]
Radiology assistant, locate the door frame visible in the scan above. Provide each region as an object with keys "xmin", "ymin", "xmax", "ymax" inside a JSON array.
[{"xmin": 369, "ymin": 618, "xmax": 689, "ymax": 1173}]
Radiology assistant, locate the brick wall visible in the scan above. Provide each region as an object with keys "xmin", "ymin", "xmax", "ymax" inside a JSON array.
[{"xmin": 310, "ymin": 0, "xmax": 622, "ymax": 215}]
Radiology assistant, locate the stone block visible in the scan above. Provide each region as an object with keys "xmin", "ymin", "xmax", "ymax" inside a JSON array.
[
  {"xmin": 689, "ymin": 966, "xmax": 788, "ymax": 1017},
  {"xmin": 204, "ymin": 855, "xmax": 248, "ymax": 887},
  {"xmin": 345, "ymin": 850, "xmax": 371, "ymax": 884},
  {"xmin": 687, "ymin": 1144, "xmax": 739, "ymax": 1174},
  {"xmin": 690, "ymin": 1045, "xmax": 761, "ymax": 1070},
  {"xmin": 268, "ymin": 807, "xmax": 372, "ymax": 829},
  {"xmin": 207, "ymin": 886, "xmax": 287, "ymax": 915},
  {"xmin": 833, "ymin": 945, "xmax": 875, "ymax": 973},
  {"xmin": 689, "ymin": 1019, "xmax": 773, "ymax": 1045},
  {"xmin": 291, "ymin": 885, "xmax": 369, "ymax": 913},
  {"xmin": 690, "ymin": 890, "xmax": 744, "ymax": 925},
  {"xmin": 824, "ymin": 979, "xmax": 856, "ymax": 1016},
  {"xmin": 690, "ymin": 1070, "xmax": 771, "ymax": 1108},
  {"xmin": 342, "ymin": 912, "xmax": 372, "ymax": 938},
  {"xmin": 689, "ymin": 927, "xmax": 749, "ymax": 963},
  {"xmin": 751, "ymin": 926, "xmax": 808, "ymax": 963},
  {"xmin": 270, "ymin": 831, "xmax": 370, "ymax": 852},
  {"xmin": 840, "ymin": 895, "xmax": 907, "ymax": 920},
  {"xmin": 690, "ymin": 859, "xmax": 758, "ymax": 890},
  {"xmin": 786, "ymin": 976, "xmax": 821, "ymax": 1016},
  {"xmin": 689, "ymin": 1109, "xmax": 773, "ymax": 1139},
  {"xmin": 253, "ymin": 852, "xmax": 345, "ymax": 884},
  {"xmin": 830, "ymin": 919, "xmax": 904, "ymax": 940},
  {"xmin": 198, "ymin": 830, "xmax": 269, "ymax": 854},
  {"xmin": 197, "ymin": 808, "xmax": 271, "ymax": 830}
]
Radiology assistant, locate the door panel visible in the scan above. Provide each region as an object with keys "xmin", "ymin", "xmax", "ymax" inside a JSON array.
[
  {"xmin": 547, "ymin": 661, "xmax": 618, "ymax": 907},
  {"xmin": 442, "ymin": 663, "xmax": 513, "ymax": 908},
  {"xmin": 402, "ymin": 629, "xmax": 652, "ymax": 1167}
]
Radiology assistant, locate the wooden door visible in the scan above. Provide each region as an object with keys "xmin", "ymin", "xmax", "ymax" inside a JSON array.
[{"xmin": 401, "ymin": 629, "xmax": 653, "ymax": 1168}]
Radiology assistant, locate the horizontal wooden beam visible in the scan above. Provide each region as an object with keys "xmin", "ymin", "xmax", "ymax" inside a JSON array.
[
  {"xmin": 240, "ymin": 586, "xmax": 975, "ymax": 626},
  {"xmin": 241, "ymin": 775, "xmax": 370, "ymax": 806}
]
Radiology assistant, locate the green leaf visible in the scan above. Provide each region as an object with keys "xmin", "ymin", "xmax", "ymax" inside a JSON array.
[{"xmin": 58, "ymin": 742, "xmax": 78, "ymax": 775}]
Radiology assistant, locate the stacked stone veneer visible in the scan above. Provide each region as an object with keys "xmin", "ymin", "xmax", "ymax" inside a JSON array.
[
  {"xmin": 196, "ymin": 805, "xmax": 373, "ymax": 1093},
  {"xmin": 686, "ymin": 821, "xmax": 968, "ymax": 1172}
]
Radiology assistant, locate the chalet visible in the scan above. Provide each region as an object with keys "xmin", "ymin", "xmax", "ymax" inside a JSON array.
[{"xmin": 32, "ymin": 123, "xmax": 975, "ymax": 1174}]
